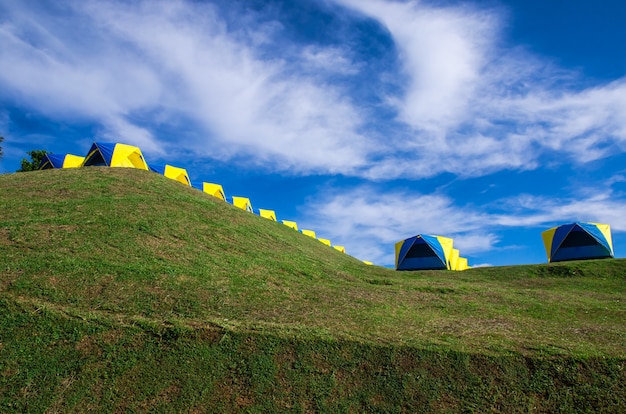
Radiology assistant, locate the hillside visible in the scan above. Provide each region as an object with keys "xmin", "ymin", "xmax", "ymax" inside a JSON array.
[{"xmin": 1, "ymin": 168, "xmax": 625, "ymax": 412}]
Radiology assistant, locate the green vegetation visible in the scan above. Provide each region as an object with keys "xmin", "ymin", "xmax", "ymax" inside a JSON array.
[
  {"xmin": 1, "ymin": 168, "xmax": 625, "ymax": 412},
  {"xmin": 17, "ymin": 149, "xmax": 47, "ymax": 172}
]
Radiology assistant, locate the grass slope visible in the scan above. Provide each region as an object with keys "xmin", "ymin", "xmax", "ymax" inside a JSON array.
[{"xmin": 1, "ymin": 168, "xmax": 625, "ymax": 413}]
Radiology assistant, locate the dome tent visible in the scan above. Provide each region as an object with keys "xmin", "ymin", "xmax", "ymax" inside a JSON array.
[
  {"xmin": 82, "ymin": 142, "xmax": 148, "ymax": 170},
  {"xmin": 542, "ymin": 222, "xmax": 614, "ymax": 263},
  {"xmin": 149, "ymin": 164, "xmax": 192, "ymax": 186},
  {"xmin": 395, "ymin": 234, "xmax": 454, "ymax": 271},
  {"xmin": 39, "ymin": 153, "xmax": 84, "ymax": 169}
]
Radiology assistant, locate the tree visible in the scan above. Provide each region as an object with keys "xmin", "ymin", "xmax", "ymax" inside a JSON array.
[
  {"xmin": 18, "ymin": 150, "xmax": 48, "ymax": 172},
  {"xmin": 0, "ymin": 136, "xmax": 4, "ymax": 159}
]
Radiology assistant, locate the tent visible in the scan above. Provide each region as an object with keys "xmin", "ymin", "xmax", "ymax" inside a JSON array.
[
  {"xmin": 282, "ymin": 220, "xmax": 298, "ymax": 230},
  {"xmin": 196, "ymin": 182, "xmax": 226, "ymax": 201},
  {"xmin": 542, "ymin": 222, "xmax": 614, "ymax": 262},
  {"xmin": 457, "ymin": 257, "xmax": 469, "ymax": 271},
  {"xmin": 149, "ymin": 164, "xmax": 191, "ymax": 186},
  {"xmin": 39, "ymin": 154, "xmax": 85, "ymax": 170},
  {"xmin": 449, "ymin": 248, "xmax": 460, "ymax": 271},
  {"xmin": 318, "ymin": 238, "xmax": 331, "ymax": 246},
  {"xmin": 363, "ymin": 261, "xmax": 373, "ymax": 265},
  {"xmin": 301, "ymin": 229, "xmax": 316, "ymax": 239},
  {"xmin": 333, "ymin": 246, "xmax": 346, "ymax": 253},
  {"xmin": 395, "ymin": 234, "xmax": 454, "ymax": 271},
  {"xmin": 231, "ymin": 196, "xmax": 253, "ymax": 212},
  {"xmin": 259, "ymin": 209, "xmax": 277, "ymax": 221},
  {"xmin": 82, "ymin": 142, "xmax": 148, "ymax": 170}
]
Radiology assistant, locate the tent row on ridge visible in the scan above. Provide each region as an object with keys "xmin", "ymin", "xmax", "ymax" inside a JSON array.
[{"xmin": 38, "ymin": 142, "xmax": 348, "ymax": 256}]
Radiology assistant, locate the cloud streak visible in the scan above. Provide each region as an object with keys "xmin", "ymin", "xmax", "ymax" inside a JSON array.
[
  {"xmin": 2, "ymin": 0, "xmax": 626, "ymax": 179},
  {"xmin": 0, "ymin": 0, "xmax": 377, "ymax": 173}
]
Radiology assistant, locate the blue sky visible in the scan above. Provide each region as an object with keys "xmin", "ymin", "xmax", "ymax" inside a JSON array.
[{"xmin": 1, "ymin": 0, "xmax": 626, "ymax": 267}]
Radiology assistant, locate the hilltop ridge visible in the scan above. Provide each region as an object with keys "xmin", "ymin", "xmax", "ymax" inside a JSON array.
[{"xmin": 1, "ymin": 168, "xmax": 625, "ymax": 412}]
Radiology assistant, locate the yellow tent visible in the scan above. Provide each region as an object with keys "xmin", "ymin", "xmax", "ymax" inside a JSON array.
[
  {"xmin": 39, "ymin": 154, "xmax": 85, "ymax": 169},
  {"xmin": 232, "ymin": 196, "xmax": 253, "ymax": 212},
  {"xmin": 199, "ymin": 183, "xmax": 226, "ymax": 201},
  {"xmin": 363, "ymin": 261, "xmax": 373, "ymax": 265},
  {"xmin": 150, "ymin": 164, "xmax": 191, "ymax": 186},
  {"xmin": 457, "ymin": 257, "xmax": 469, "ymax": 271},
  {"xmin": 333, "ymin": 246, "xmax": 346, "ymax": 253},
  {"xmin": 259, "ymin": 209, "xmax": 277, "ymax": 221},
  {"xmin": 83, "ymin": 142, "xmax": 149, "ymax": 170},
  {"xmin": 449, "ymin": 248, "xmax": 460, "ymax": 271},
  {"xmin": 301, "ymin": 229, "xmax": 316, "ymax": 239},
  {"xmin": 282, "ymin": 220, "xmax": 298, "ymax": 230},
  {"xmin": 318, "ymin": 238, "xmax": 331, "ymax": 246}
]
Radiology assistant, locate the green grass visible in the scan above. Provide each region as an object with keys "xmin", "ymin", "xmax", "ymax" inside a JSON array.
[{"xmin": 1, "ymin": 168, "xmax": 625, "ymax": 412}]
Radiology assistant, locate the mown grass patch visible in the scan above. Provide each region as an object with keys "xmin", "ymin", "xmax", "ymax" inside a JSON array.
[{"xmin": 1, "ymin": 168, "xmax": 625, "ymax": 411}]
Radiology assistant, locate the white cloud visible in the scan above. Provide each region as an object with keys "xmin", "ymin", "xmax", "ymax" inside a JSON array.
[
  {"xmin": 300, "ymin": 46, "xmax": 360, "ymax": 76},
  {"xmin": 0, "ymin": 0, "xmax": 375, "ymax": 175},
  {"xmin": 1, "ymin": 0, "xmax": 626, "ymax": 179},
  {"xmin": 334, "ymin": 0, "xmax": 626, "ymax": 179}
]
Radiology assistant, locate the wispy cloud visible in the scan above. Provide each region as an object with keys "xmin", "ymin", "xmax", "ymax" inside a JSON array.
[
  {"xmin": 334, "ymin": 0, "xmax": 626, "ymax": 179},
  {"xmin": 2, "ymin": 0, "xmax": 625, "ymax": 179},
  {"xmin": 0, "ymin": 0, "xmax": 376, "ymax": 173}
]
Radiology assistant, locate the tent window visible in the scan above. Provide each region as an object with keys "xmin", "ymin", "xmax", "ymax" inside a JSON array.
[
  {"xmin": 560, "ymin": 229, "xmax": 597, "ymax": 248},
  {"xmin": 406, "ymin": 243, "xmax": 438, "ymax": 258}
]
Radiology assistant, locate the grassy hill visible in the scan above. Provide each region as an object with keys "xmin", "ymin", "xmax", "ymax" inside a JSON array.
[{"xmin": 1, "ymin": 168, "xmax": 624, "ymax": 413}]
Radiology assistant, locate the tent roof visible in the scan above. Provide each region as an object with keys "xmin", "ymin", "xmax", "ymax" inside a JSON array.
[
  {"xmin": 259, "ymin": 209, "xmax": 277, "ymax": 221},
  {"xmin": 149, "ymin": 164, "xmax": 191, "ymax": 186},
  {"xmin": 231, "ymin": 196, "xmax": 253, "ymax": 212},
  {"xmin": 199, "ymin": 183, "xmax": 226, "ymax": 201},
  {"xmin": 282, "ymin": 220, "xmax": 298, "ymax": 231}
]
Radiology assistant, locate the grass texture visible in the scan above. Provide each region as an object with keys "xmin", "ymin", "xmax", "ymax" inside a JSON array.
[{"xmin": 0, "ymin": 168, "xmax": 624, "ymax": 412}]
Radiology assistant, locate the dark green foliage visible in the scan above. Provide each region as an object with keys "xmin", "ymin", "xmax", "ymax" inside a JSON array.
[
  {"xmin": 0, "ymin": 135, "xmax": 3, "ymax": 159},
  {"xmin": 17, "ymin": 149, "xmax": 48, "ymax": 172},
  {"xmin": 0, "ymin": 168, "xmax": 625, "ymax": 412}
]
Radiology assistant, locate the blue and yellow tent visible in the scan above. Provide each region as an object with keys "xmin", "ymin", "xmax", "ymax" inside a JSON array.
[
  {"xmin": 82, "ymin": 142, "xmax": 149, "ymax": 170},
  {"xmin": 149, "ymin": 164, "xmax": 191, "ymax": 186},
  {"xmin": 282, "ymin": 220, "xmax": 298, "ymax": 230},
  {"xmin": 301, "ymin": 229, "xmax": 317, "ymax": 239},
  {"xmin": 231, "ymin": 196, "xmax": 253, "ymax": 212},
  {"xmin": 259, "ymin": 209, "xmax": 277, "ymax": 221},
  {"xmin": 395, "ymin": 234, "xmax": 454, "ymax": 271},
  {"xmin": 193, "ymin": 182, "xmax": 226, "ymax": 201},
  {"xmin": 542, "ymin": 222, "xmax": 614, "ymax": 262},
  {"xmin": 39, "ymin": 154, "xmax": 85, "ymax": 170}
]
